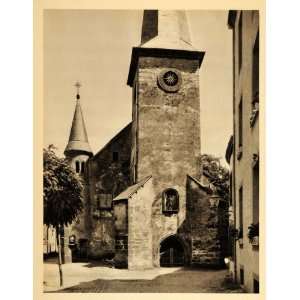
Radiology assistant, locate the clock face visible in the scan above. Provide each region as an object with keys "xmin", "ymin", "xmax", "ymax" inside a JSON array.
[
  {"xmin": 163, "ymin": 71, "xmax": 179, "ymax": 86},
  {"xmin": 158, "ymin": 69, "xmax": 182, "ymax": 92}
]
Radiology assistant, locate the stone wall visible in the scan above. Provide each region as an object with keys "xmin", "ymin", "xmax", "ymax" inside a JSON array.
[
  {"xmin": 113, "ymin": 201, "xmax": 128, "ymax": 268},
  {"xmin": 186, "ymin": 176, "xmax": 225, "ymax": 266},
  {"xmin": 86, "ymin": 123, "xmax": 132, "ymax": 259},
  {"xmin": 88, "ymin": 218, "xmax": 115, "ymax": 259},
  {"xmin": 128, "ymin": 177, "xmax": 154, "ymax": 270},
  {"xmin": 134, "ymin": 56, "xmax": 201, "ymax": 266}
]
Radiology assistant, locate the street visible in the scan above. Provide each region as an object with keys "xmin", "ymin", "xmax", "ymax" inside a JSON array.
[{"xmin": 44, "ymin": 260, "xmax": 243, "ymax": 293}]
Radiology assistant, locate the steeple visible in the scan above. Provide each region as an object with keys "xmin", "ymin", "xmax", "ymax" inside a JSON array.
[
  {"xmin": 64, "ymin": 82, "xmax": 92, "ymax": 157},
  {"xmin": 140, "ymin": 10, "xmax": 194, "ymax": 51},
  {"xmin": 127, "ymin": 10, "xmax": 204, "ymax": 87}
]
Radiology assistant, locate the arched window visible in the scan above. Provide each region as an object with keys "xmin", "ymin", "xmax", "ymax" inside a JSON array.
[
  {"xmin": 75, "ymin": 161, "xmax": 80, "ymax": 173},
  {"xmin": 162, "ymin": 189, "xmax": 179, "ymax": 213},
  {"xmin": 81, "ymin": 161, "xmax": 85, "ymax": 174}
]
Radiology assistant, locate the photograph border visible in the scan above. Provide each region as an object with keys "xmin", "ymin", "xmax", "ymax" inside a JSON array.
[{"xmin": 34, "ymin": 1, "xmax": 265, "ymax": 299}]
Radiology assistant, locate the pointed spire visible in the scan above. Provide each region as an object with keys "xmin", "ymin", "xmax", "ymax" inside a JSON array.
[
  {"xmin": 64, "ymin": 82, "xmax": 92, "ymax": 156},
  {"xmin": 127, "ymin": 10, "xmax": 205, "ymax": 87},
  {"xmin": 140, "ymin": 10, "xmax": 194, "ymax": 51}
]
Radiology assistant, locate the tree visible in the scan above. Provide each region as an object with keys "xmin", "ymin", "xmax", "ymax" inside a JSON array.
[
  {"xmin": 200, "ymin": 154, "xmax": 231, "ymax": 258},
  {"xmin": 43, "ymin": 145, "xmax": 84, "ymax": 286},
  {"xmin": 200, "ymin": 154, "xmax": 230, "ymax": 203}
]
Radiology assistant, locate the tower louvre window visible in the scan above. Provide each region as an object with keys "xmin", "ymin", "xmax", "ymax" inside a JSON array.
[
  {"xmin": 75, "ymin": 161, "xmax": 80, "ymax": 173},
  {"xmin": 81, "ymin": 161, "xmax": 85, "ymax": 174}
]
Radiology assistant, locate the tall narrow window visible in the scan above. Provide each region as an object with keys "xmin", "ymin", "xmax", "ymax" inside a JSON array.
[
  {"xmin": 237, "ymin": 97, "xmax": 243, "ymax": 160},
  {"xmin": 239, "ymin": 186, "xmax": 243, "ymax": 237},
  {"xmin": 250, "ymin": 31, "xmax": 259, "ymax": 127},
  {"xmin": 75, "ymin": 161, "xmax": 80, "ymax": 173},
  {"xmin": 240, "ymin": 267, "xmax": 244, "ymax": 285},
  {"xmin": 238, "ymin": 12, "xmax": 243, "ymax": 71},
  {"xmin": 81, "ymin": 161, "xmax": 85, "ymax": 174},
  {"xmin": 238, "ymin": 98, "xmax": 243, "ymax": 147},
  {"xmin": 113, "ymin": 151, "xmax": 119, "ymax": 162},
  {"xmin": 253, "ymin": 278, "xmax": 259, "ymax": 293},
  {"xmin": 252, "ymin": 31, "xmax": 259, "ymax": 102},
  {"xmin": 253, "ymin": 158, "xmax": 259, "ymax": 224},
  {"xmin": 229, "ymin": 173, "xmax": 233, "ymax": 206}
]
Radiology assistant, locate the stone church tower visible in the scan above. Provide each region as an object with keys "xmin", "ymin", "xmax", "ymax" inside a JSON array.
[
  {"xmin": 112, "ymin": 10, "xmax": 209, "ymax": 269},
  {"xmin": 63, "ymin": 85, "xmax": 93, "ymax": 263},
  {"xmin": 127, "ymin": 10, "xmax": 204, "ymax": 183}
]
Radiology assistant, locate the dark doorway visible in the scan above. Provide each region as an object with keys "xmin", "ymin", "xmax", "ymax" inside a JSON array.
[
  {"xmin": 160, "ymin": 235, "xmax": 184, "ymax": 267},
  {"xmin": 72, "ymin": 238, "xmax": 89, "ymax": 262}
]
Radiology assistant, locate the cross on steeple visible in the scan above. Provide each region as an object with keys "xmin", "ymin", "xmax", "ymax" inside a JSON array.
[
  {"xmin": 64, "ymin": 81, "xmax": 92, "ymax": 157},
  {"xmin": 74, "ymin": 81, "xmax": 81, "ymax": 100}
]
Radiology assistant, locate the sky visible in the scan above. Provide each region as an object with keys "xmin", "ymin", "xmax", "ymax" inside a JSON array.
[{"xmin": 44, "ymin": 10, "xmax": 233, "ymax": 164}]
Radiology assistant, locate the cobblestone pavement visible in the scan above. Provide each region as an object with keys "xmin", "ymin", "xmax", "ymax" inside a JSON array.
[{"xmin": 44, "ymin": 261, "xmax": 243, "ymax": 293}]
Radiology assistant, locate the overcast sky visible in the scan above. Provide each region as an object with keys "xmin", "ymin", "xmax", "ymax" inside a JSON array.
[{"xmin": 44, "ymin": 10, "xmax": 233, "ymax": 164}]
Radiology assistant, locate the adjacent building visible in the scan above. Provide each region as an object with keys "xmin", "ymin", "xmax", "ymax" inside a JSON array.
[{"xmin": 226, "ymin": 10, "xmax": 260, "ymax": 293}]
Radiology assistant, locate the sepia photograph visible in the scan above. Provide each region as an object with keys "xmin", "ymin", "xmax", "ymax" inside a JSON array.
[{"xmin": 42, "ymin": 7, "xmax": 262, "ymax": 295}]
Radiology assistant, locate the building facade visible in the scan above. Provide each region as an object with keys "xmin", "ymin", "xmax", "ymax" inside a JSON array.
[
  {"xmin": 227, "ymin": 10, "xmax": 260, "ymax": 293},
  {"xmin": 45, "ymin": 10, "xmax": 229, "ymax": 270}
]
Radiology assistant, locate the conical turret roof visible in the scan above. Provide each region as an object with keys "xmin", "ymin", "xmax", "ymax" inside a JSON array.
[{"xmin": 64, "ymin": 98, "xmax": 92, "ymax": 156}]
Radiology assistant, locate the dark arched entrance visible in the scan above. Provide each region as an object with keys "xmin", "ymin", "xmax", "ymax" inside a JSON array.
[{"xmin": 160, "ymin": 235, "xmax": 185, "ymax": 267}]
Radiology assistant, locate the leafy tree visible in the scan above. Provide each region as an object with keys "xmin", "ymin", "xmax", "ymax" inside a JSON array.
[
  {"xmin": 200, "ymin": 154, "xmax": 230, "ymax": 203},
  {"xmin": 43, "ymin": 145, "xmax": 84, "ymax": 286},
  {"xmin": 200, "ymin": 154, "xmax": 230, "ymax": 258}
]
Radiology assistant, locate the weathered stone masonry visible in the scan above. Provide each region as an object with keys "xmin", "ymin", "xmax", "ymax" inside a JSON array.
[{"xmin": 86, "ymin": 123, "xmax": 132, "ymax": 259}]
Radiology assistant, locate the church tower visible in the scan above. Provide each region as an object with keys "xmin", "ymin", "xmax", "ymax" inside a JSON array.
[
  {"xmin": 64, "ymin": 82, "xmax": 93, "ymax": 173},
  {"xmin": 126, "ymin": 10, "xmax": 205, "ymax": 268},
  {"xmin": 63, "ymin": 83, "xmax": 93, "ymax": 263}
]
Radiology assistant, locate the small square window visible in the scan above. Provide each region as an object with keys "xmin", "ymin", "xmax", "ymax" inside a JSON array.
[
  {"xmin": 98, "ymin": 194, "xmax": 112, "ymax": 209},
  {"xmin": 162, "ymin": 189, "xmax": 179, "ymax": 214}
]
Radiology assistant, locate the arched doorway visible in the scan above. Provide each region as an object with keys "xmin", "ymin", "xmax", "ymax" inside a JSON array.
[{"xmin": 160, "ymin": 235, "xmax": 185, "ymax": 267}]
